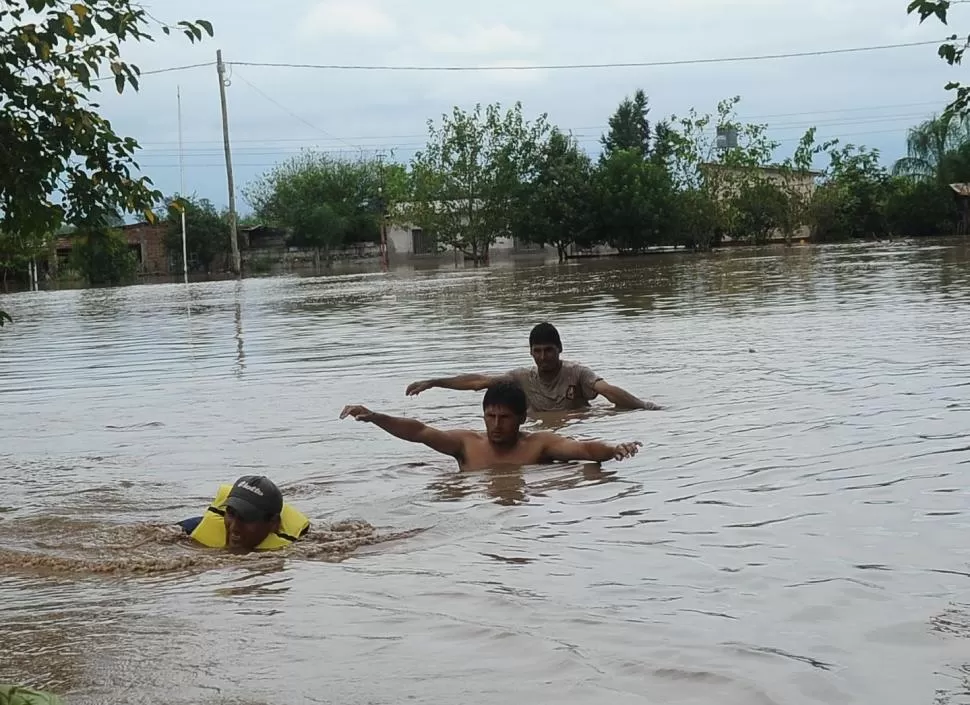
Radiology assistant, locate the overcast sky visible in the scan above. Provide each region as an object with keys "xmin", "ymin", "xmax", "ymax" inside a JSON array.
[{"xmin": 92, "ymin": 0, "xmax": 964, "ymax": 213}]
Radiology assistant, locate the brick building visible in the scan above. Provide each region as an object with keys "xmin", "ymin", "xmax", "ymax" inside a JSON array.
[{"xmin": 52, "ymin": 221, "xmax": 172, "ymax": 275}]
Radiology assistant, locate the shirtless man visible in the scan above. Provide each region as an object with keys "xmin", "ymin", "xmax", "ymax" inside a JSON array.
[
  {"xmin": 405, "ymin": 322, "xmax": 659, "ymax": 413},
  {"xmin": 341, "ymin": 380, "xmax": 642, "ymax": 472}
]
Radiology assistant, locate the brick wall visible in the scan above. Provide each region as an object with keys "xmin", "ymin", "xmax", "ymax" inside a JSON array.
[{"xmin": 125, "ymin": 222, "xmax": 169, "ymax": 274}]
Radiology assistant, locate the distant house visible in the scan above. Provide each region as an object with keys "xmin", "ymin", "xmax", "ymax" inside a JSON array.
[
  {"xmin": 51, "ymin": 220, "xmax": 171, "ymax": 275},
  {"xmin": 238, "ymin": 224, "xmax": 287, "ymax": 250},
  {"xmin": 699, "ymin": 163, "xmax": 822, "ymax": 201},
  {"xmin": 700, "ymin": 163, "xmax": 823, "ymax": 242},
  {"xmin": 385, "ymin": 200, "xmax": 546, "ymax": 261}
]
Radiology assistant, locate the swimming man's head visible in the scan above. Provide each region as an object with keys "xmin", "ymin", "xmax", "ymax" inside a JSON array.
[
  {"xmin": 223, "ymin": 475, "xmax": 283, "ymax": 554},
  {"xmin": 482, "ymin": 380, "xmax": 528, "ymax": 446}
]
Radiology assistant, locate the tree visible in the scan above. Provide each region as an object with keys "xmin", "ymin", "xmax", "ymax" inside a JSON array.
[
  {"xmin": 892, "ymin": 112, "xmax": 970, "ymax": 183},
  {"xmin": 163, "ymin": 195, "xmax": 229, "ymax": 274},
  {"xmin": 69, "ymin": 227, "xmax": 137, "ymax": 285},
  {"xmin": 244, "ymin": 151, "xmax": 385, "ymax": 269},
  {"xmin": 0, "ymin": 229, "xmax": 47, "ymax": 293},
  {"xmin": 672, "ymin": 188, "xmax": 719, "ymax": 251},
  {"xmin": 602, "ymin": 89, "xmax": 651, "ymax": 158},
  {"xmin": 808, "ymin": 145, "xmax": 893, "ymax": 242},
  {"xmin": 766, "ymin": 127, "xmax": 834, "ymax": 245},
  {"xmin": 885, "ymin": 176, "xmax": 958, "ymax": 236},
  {"xmin": 592, "ymin": 148, "xmax": 680, "ymax": 252},
  {"xmin": 0, "ymin": 1, "xmax": 213, "ymax": 241},
  {"xmin": 406, "ymin": 102, "xmax": 550, "ymax": 264},
  {"xmin": 730, "ymin": 180, "xmax": 792, "ymax": 244},
  {"xmin": 908, "ymin": 1, "xmax": 970, "ymax": 118},
  {"xmin": 663, "ymin": 96, "xmax": 784, "ymax": 247},
  {"xmin": 510, "ymin": 129, "xmax": 596, "ymax": 261}
]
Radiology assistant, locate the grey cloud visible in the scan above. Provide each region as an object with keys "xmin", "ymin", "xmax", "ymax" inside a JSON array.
[{"xmin": 90, "ymin": 0, "xmax": 963, "ymax": 209}]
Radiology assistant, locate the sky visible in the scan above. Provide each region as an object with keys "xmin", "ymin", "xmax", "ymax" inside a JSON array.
[{"xmin": 88, "ymin": 0, "xmax": 968, "ymax": 215}]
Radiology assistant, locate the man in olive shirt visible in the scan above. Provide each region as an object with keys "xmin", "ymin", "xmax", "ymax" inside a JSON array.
[{"xmin": 406, "ymin": 322, "xmax": 659, "ymax": 413}]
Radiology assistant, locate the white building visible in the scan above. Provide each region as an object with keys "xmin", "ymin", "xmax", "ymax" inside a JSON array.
[{"xmin": 385, "ymin": 201, "xmax": 547, "ymax": 261}]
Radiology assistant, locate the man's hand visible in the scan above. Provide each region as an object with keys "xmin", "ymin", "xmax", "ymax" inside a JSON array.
[
  {"xmin": 405, "ymin": 380, "xmax": 433, "ymax": 396},
  {"xmin": 612, "ymin": 441, "xmax": 642, "ymax": 460},
  {"xmin": 340, "ymin": 404, "xmax": 375, "ymax": 421}
]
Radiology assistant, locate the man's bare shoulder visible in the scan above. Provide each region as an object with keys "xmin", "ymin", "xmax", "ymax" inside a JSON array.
[
  {"xmin": 449, "ymin": 428, "xmax": 486, "ymax": 441},
  {"xmin": 521, "ymin": 430, "xmax": 563, "ymax": 446}
]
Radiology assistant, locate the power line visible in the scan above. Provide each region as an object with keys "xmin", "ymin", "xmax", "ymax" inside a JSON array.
[
  {"xmin": 132, "ymin": 112, "xmax": 931, "ymax": 157},
  {"xmin": 90, "ymin": 61, "xmax": 213, "ymax": 82},
  {"xmin": 81, "ymin": 36, "xmax": 953, "ymax": 85},
  {"xmin": 133, "ymin": 100, "xmax": 944, "ymax": 149},
  {"xmin": 232, "ymin": 69, "xmax": 363, "ymax": 153},
  {"xmin": 228, "ymin": 38, "xmax": 950, "ymax": 72},
  {"xmin": 132, "ymin": 123, "xmax": 918, "ymax": 170}
]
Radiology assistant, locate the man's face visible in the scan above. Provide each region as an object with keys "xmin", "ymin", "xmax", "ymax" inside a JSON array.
[
  {"xmin": 224, "ymin": 506, "xmax": 279, "ymax": 554},
  {"xmin": 483, "ymin": 404, "xmax": 523, "ymax": 446},
  {"xmin": 530, "ymin": 343, "xmax": 561, "ymax": 373}
]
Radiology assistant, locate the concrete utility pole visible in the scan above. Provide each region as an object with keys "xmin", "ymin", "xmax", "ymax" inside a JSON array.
[
  {"xmin": 216, "ymin": 50, "xmax": 241, "ymax": 276},
  {"xmin": 377, "ymin": 150, "xmax": 388, "ymax": 271}
]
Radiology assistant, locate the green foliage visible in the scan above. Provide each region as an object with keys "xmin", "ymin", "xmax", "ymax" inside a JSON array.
[
  {"xmin": 593, "ymin": 148, "xmax": 680, "ymax": 252},
  {"xmin": 69, "ymin": 227, "xmax": 137, "ymax": 285},
  {"xmin": 0, "ymin": 230, "xmax": 48, "ymax": 291},
  {"xmin": 163, "ymin": 195, "xmax": 229, "ymax": 273},
  {"xmin": 664, "ymin": 96, "xmax": 780, "ymax": 190},
  {"xmin": 673, "ymin": 188, "xmax": 720, "ymax": 251},
  {"xmin": 886, "ymin": 177, "xmax": 958, "ymax": 236},
  {"xmin": 0, "ymin": 684, "xmax": 64, "ymax": 704},
  {"xmin": 0, "ymin": 1, "xmax": 213, "ymax": 240},
  {"xmin": 510, "ymin": 129, "xmax": 596, "ymax": 260},
  {"xmin": 407, "ymin": 101, "xmax": 550, "ymax": 263},
  {"xmin": 244, "ymin": 152, "xmax": 384, "ymax": 259},
  {"xmin": 808, "ymin": 145, "xmax": 893, "ymax": 242},
  {"xmin": 893, "ymin": 112, "xmax": 970, "ymax": 182},
  {"xmin": 730, "ymin": 180, "xmax": 792, "ymax": 244},
  {"xmin": 601, "ymin": 89, "xmax": 651, "ymax": 159},
  {"xmin": 907, "ymin": 0, "xmax": 970, "ymax": 119}
]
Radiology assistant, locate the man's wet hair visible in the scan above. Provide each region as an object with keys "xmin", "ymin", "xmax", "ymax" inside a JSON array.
[
  {"xmin": 529, "ymin": 322, "xmax": 562, "ymax": 351},
  {"xmin": 483, "ymin": 380, "xmax": 528, "ymax": 418}
]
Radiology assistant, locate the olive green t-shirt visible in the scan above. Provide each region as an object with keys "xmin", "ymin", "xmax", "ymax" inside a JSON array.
[{"xmin": 507, "ymin": 361, "xmax": 602, "ymax": 412}]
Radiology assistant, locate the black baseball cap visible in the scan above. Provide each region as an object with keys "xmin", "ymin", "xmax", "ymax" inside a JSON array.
[{"xmin": 224, "ymin": 475, "xmax": 283, "ymax": 522}]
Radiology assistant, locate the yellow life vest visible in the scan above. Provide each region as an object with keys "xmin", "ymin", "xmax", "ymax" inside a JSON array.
[{"xmin": 189, "ymin": 483, "xmax": 310, "ymax": 551}]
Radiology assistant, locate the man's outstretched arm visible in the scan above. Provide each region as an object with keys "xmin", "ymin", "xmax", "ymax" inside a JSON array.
[
  {"xmin": 406, "ymin": 373, "xmax": 508, "ymax": 396},
  {"xmin": 592, "ymin": 379, "xmax": 661, "ymax": 410},
  {"xmin": 340, "ymin": 405, "xmax": 466, "ymax": 458},
  {"xmin": 539, "ymin": 432, "xmax": 642, "ymax": 463}
]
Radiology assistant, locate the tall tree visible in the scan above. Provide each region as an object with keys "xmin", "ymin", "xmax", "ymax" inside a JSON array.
[
  {"xmin": 69, "ymin": 227, "xmax": 138, "ymax": 285},
  {"xmin": 592, "ymin": 148, "xmax": 680, "ymax": 252},
  {"xmin": 892, "ymin": 112, "xmax": 970, "ymax": 183},
  {"xmin": 164, "ymin": 195, "xmax": 230, "ymax": 274},
  {"xmin": 602, "ymin": 89, "xmax": 651, "ymax": 158},
  {"xmin": 244, "ymin": 152, "xmax": 386, "ymax": 268},
  {"xmin": 407, "ymin": 102, "xmax": 550, "ymax": 264},
  {"xmin": 808, "ymin": 145, "xmax": 893, "ymax": 242},
  {"xmin": 0, "ymin": 1, "xmax": 212, "ymax": 238},
  {"xmin": 511, "ymin": 129, "xmax": 596, "ymax": 261}
]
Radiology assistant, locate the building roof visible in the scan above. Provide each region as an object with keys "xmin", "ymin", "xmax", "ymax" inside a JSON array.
[{"xmin": 699, "ymin": 162, "xmax": 824, "ymax": 177}]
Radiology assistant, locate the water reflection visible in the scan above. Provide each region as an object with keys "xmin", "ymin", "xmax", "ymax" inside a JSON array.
[{"xmin": 427, "ymin": 463, "xmax": 620, "ymax": 506}]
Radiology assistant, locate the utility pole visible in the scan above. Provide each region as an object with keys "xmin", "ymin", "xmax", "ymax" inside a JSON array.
[
  {"xmin": 376, "ymin": 151, "xmax": 388, "ymax": 271},
  {"xmin": 216, "ymin": 50, "xmax": 241, "ymax": 276}
]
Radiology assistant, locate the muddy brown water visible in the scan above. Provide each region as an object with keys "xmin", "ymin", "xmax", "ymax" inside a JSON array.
[{"xmin": 1, "ymin": 242, "xmax": 970, "ymax": 705}]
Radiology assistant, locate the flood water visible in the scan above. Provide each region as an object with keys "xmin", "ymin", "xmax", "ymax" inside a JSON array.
[{"xmin": 2, "ymin": 241, "xmax": 970, "ymax": 705}]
